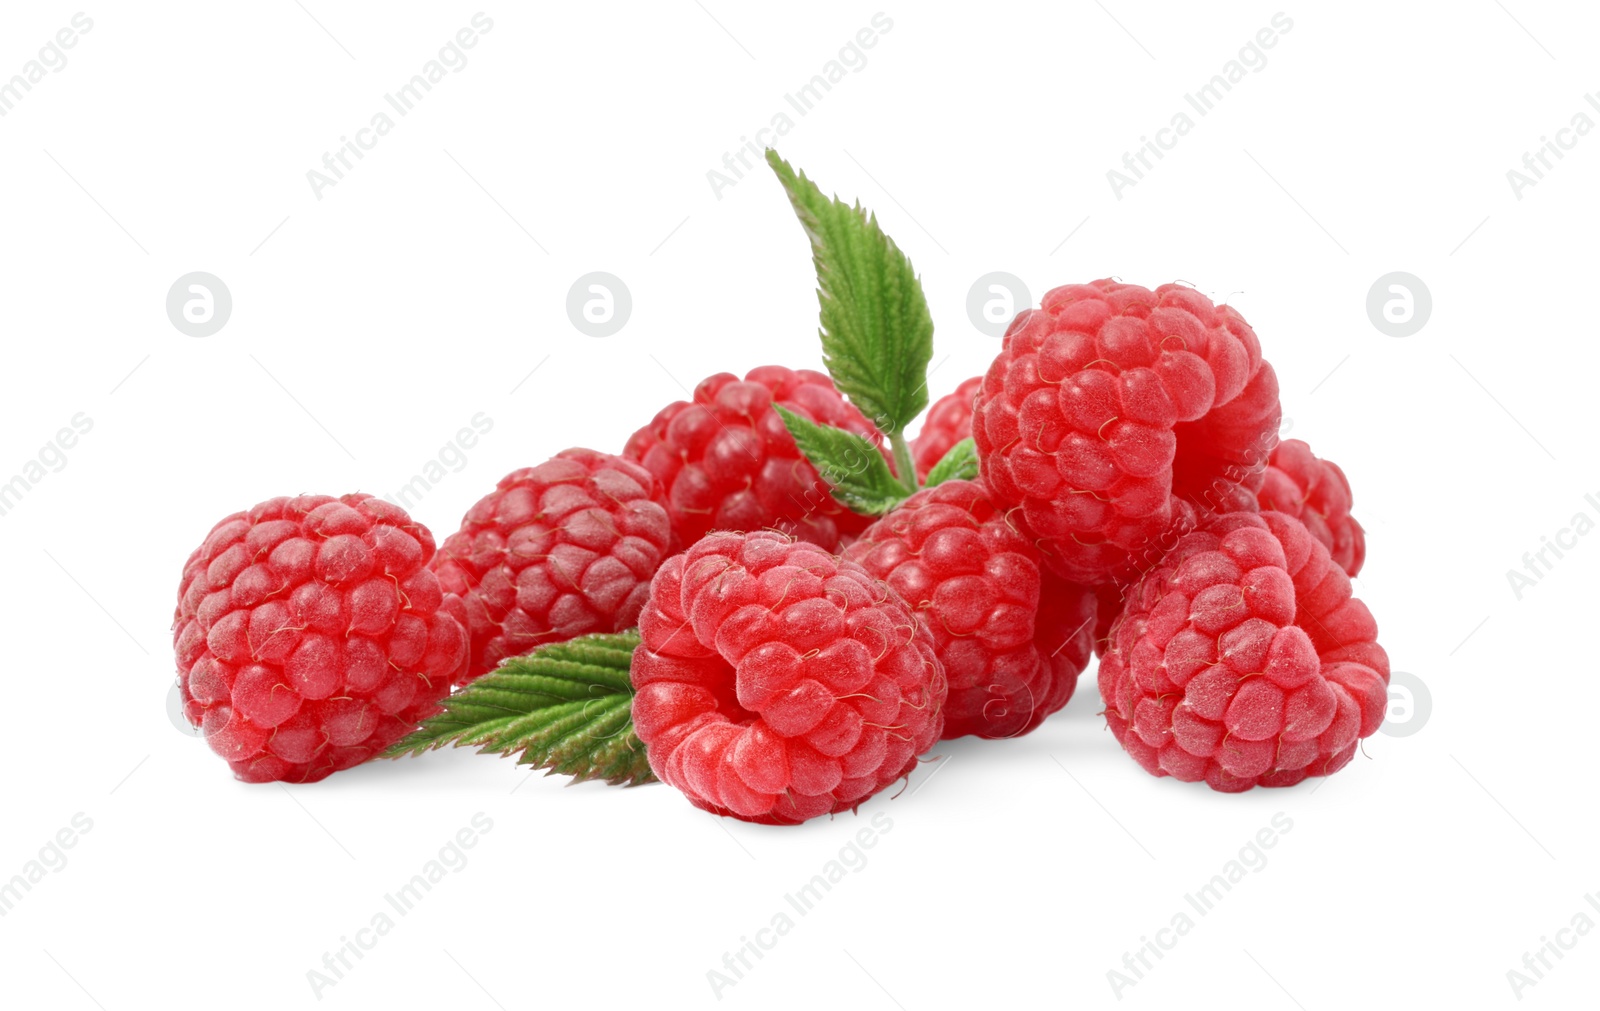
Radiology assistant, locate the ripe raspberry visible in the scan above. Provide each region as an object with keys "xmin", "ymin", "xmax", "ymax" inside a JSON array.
[
  {"xmin": 911, "ymin": 375, "xmax": 982, "ymax": 479},
  {"xmin": 630, "ymin": 530, "xmax": 946, "ymax": 824},
  {"xmin": 972, "ymin": 280, "xmax": 1280, "ymax": 584},
  {"xmin": 623, "ymin": 366, "xmax": 883, "ymax": 553},
  {"xmin": 172, "ymin": 495, "xmax": 467, "ymax": 784},
  {"xmin": 1097, "ymin": 510, "xmax": 1390, "ymax": 792},
  {"xmin": 1257, "ymin": 439, "xmax": 1365, "ymax": 576},
  {"xmin": 844, "ymin": 480, "xmax": 1093, "ymax": 738},
  {"xmin": 431, "ymin": 449, "xmax": 674, "ymax": 684}
]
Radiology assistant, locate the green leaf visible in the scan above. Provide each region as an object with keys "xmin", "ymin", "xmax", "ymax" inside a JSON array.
[
  {"xmin": 774, "ymin": 404, "xmax": 909, "ymax": 516},
  {"xmin": 924, "ymin": 438, "xmax": 978, "ymax": 487},
  {"xmin": 766, "ymin": 149, "xmax": 934, "ymax": 438},
  {"xmin": 385, "ymin": 631, "xmax": 655, "ymax": 787}
]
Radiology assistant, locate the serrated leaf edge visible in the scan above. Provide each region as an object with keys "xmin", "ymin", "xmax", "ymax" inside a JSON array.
[{"xmin": 385, "ymin": 631, "xmax": 655, "ymax": 787}]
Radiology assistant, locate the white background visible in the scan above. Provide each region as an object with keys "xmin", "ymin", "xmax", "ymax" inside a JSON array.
[{"xmin": 1, "ymin": 2, "xmax": 1595, "ymax": 1008}]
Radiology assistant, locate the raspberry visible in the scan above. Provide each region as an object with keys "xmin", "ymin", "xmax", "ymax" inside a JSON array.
[
  {"xmin": 844, "ymin": 480, "xmax": 1093, "ymax": 738},
  {"xmin": 1257, "ymin": 439, "xmax": 1365, "ymax": 576},
  {"xmin": 172, "ymin": 495, "xmax": 467, "ymax": 784},
  {"xmin": 630, "ymin": 530, "xmax": 946, "ymax": 824},
  {"xmin": 972, "ymin": 280, "xmax": 1280, "ymax": 584},
  {"xmin": 623, "ymin": 366, "xmax": 882, "ymax": 553},
  {"xmin": 431, "ymin": 449, "xmax": 674, "ymax": 684},
  {"xmin": 1172, "ymin": 358, "xmax": 1281, "ymax": 515},
  {"xmin": 911, "ymin": 375, "xmax": 982, "ymax": 479},
  {"xmin": 1097, "ymin": 510, "xmax": 1390, "ymax": 792}
]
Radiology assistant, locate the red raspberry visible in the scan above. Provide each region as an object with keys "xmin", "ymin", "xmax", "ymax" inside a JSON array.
[
  {"xmin": 623, "ymin": 366, "xmax": 883, "ymax": 553},
  {"xmin": 844, "ymin": 480, "xmax": 1093, "ymax": 738},
  {"xmin": 630, "ymin": 530, "xmax": 947, "ymax": 824},
  {"xmin": 172, "ymin": 495, "xmax": 467, "ymax": 784},
  {"xmin": 431, "ymin": 449, "xmax": 674, "ymax": 684},
  {"xmin": 972, "ymin": 280, "xmax": 1280, "ymax": 584},
  {"xmin": 1257, "ymin": 439, "xmax": 1365, "ymax": 576},
  {"xmin": 1097, "ymin": 511, "xmax": 1390, "ymax": 792},
  {"xmin": 911, "ymin": 375, "xmax": 982, "ymax": 479},
  {"xmin": 1171, "ymin": 358, "xmax": 1281, "ymax": 515}
]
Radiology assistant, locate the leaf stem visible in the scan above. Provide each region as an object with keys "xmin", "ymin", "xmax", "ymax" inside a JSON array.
[{"xmin": 890, "ymin": 432, "xmax": 918, "ymax": 493}]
